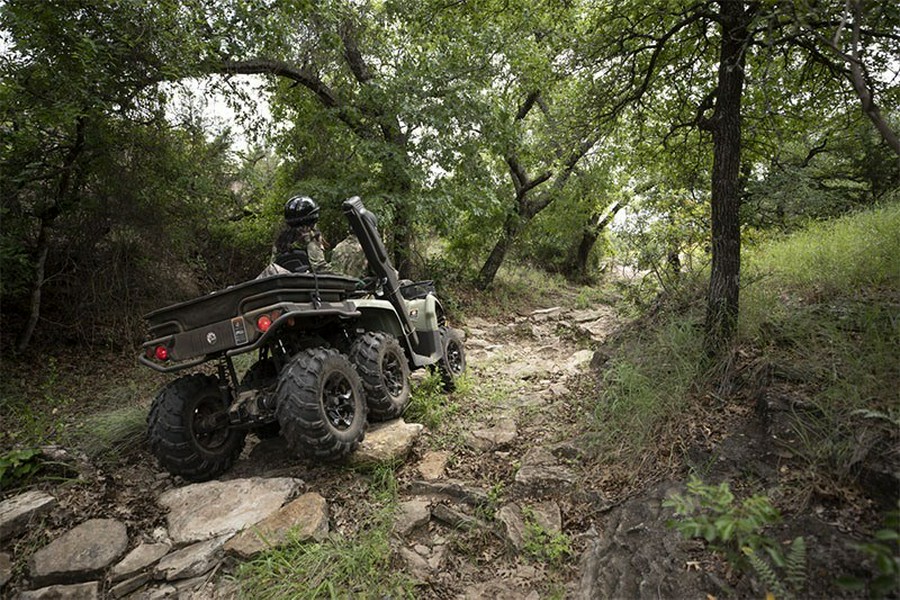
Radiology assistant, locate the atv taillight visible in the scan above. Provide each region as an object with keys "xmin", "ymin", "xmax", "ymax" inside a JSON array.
[
  {"xmin": 155, "ymin": 345, "xmax": 169, "ymax": 361},
  {"xmin": 256, "ymin": 315, "xmax": 272, "ymax": 333}
]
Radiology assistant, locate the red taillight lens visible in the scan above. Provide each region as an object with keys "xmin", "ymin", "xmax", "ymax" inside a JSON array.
[
  {"xmin": 257, "ymin": 315, "xmax": 272, "ymax": 332},
  {"xmin": 155, "ymin": 346, "xmax": 169, "ymax": 361}
]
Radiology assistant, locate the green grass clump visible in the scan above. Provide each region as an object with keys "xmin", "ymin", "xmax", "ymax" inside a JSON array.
[
  {"xmin": 592, "ymin": 311, "xmax": 706, "ymax": 462},
  {"xmin": 405, "ymin": 371, "xmax": 462, "ymax": 430},
  {"xmin": 468, "ymin": 264, "xmax": 572, "ymax": 319},
  {"xmin": 235, "ymin": 464, "xmax": 415, "ymax": 599},
  {"xmin": 521, "ymin": 507, "xmax": 573, "ymax": 566},
  {"xmin": 745, "ymin": 203, "xmax": 900, "ymax": 297},
  {"xmin": 588, "ymin": 201, "xmax": 900, "ymax": 479},
  {"xmin": 66, "ymin": 404, "xmax": 148, "ymax": 462}
]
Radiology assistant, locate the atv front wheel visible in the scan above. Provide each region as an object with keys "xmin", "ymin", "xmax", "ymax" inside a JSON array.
[
  {"xmin": 147, "ymin": 374, "xmax": 246, "ymax": 481},
  {"xmin": 275, "ymin": 348, "xmax": 367, "ymax": 459},
  {"xmin": 437, "ymin": 327, "xmax": 466, "ymax": 392},
  {"xmin": 350, "ymin": 332, "xmax": 411, "ymax": 421}
]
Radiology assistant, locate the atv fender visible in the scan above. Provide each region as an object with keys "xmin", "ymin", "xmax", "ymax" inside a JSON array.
[{"xmin": 354, "ymin": 299, "xmax": 441, "ymax": 368}]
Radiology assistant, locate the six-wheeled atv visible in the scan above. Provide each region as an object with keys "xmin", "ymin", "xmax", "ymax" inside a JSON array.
[{"xmin": 139, "ymin": 197, "xmax": 466, "ymax": 481}]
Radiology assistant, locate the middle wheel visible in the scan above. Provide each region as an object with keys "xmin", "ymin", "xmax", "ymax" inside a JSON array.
[
  {"xmin": 350, "ymin": 331, "xmax": 411, "ymax": 422},
  {"xmin": 275, "ymin": 348, "xmax": 367, "ymax": 459}
]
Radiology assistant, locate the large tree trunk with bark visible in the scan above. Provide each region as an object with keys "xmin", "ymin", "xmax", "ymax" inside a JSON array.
[
  {"xmin": 17, "ymin": 224, "xmax": 51, "ymax": 353},
  {"xmin": 703, "ymin": 1, "xmax": 752, "ymax": 356},
  {"xmin": 384, "ymin": 153, "xmax": 416, "ymax": 279}
]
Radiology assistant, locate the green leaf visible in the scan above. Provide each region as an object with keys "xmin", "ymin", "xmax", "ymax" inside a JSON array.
[
  {"xmin": 835, "ymin": 576, "xmax": 866, "ymax": 591},
  {"xmin": 874, "ymin": 529, "xmax": 900, "ymax": 542}
]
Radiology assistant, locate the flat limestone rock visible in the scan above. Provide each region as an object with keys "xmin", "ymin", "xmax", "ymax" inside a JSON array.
[
  {"xmin": 417, "ymin": 451, "xmax": 450, "ymax": 480},
  {"xmin": 497, "ymin": 501, "xmax": 562, "ymax": 550},
  {"xmin": 110, "ymin": 542, "xmax": 171, "ymax": 583},
  {"xmin": 578, "ymin": 482, "xmax": 708, "ymax": 599},
  {"xmin": 19, "ymin": 582, "xmax": 100, "ymax": 599},
  {"xmin": 29, "ymin": 519, "xmax": 128, "ymax": 587},
  {"xmin": 154, "ymin": 535, "xmax": 228, "ymax": 582},
  {"xmin": 564, "ymin": 350, "xmax": 595, "ymax": 373},
  {"xmin": 399, "ymin": 547, "xmax": 432, "ymax": 582},
  {"xmin": 158, "ymin": 477, "xmax": 302, "ymax": 544},
  {"xmin": 569, "ymin": 308, "xmax": 613, "ymax": 324},
  {"xmin": 408, "ymin": 480, "xmax": 490, "ymax": 507},
  {"xmin": 512, "ymin": 447, "xmax": 576, "ymax": 490},
  {"xmin": 431, "ymin": 504, "xmax": 481, "ymax": 531},
  {"xmin": 465, "ymin": 418, "xmax": 517, "ymax": 452},
  {"xmin": 0, "ymin": 551, "xmax": 12, "ymax": 587},
  {"xmin": 394, "ymin": 499, "xmax": 431, "ymax": 536},
  {"xmin": 109, "ymin": 573, "xmax": 152, "ymax": 599},
  {"xmin": 224, "ymin": 492, "xmax": 329, "ymax": 559},
  {"xmin": 0, "ymin": 490, "xmax": 57, "ymax": 541},
  {"xmin": 350, "ymin": 419, "xmax": 423, "ymax": 465}
]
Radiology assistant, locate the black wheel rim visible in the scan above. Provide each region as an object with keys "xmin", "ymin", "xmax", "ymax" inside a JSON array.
[
  {"xmin": 323, "ymin": 372, "xmax": 357, "ymax": 431},
  {"xmin": 446, "ymin": 340, "xmax": 464, "ymax": 375},
  {"xmin": 382, "ymin": 351, "xmax": 405, "ymax": 398},
  {"xmin": 192, "ymin": 395, "xmax": 229, "ymax": 450}
]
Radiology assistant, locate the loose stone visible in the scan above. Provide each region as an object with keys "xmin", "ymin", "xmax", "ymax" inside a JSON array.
[
  {"xmin": 224, "ymin": 492, "xmax": 329, "ymax": 559},
  {"xmin": 29, "ymin": 519, "xmax": 128, "ymax": 587},
  {"xmin": 0, "ymin": 491, "xmax": 57, "ymax": 541}
]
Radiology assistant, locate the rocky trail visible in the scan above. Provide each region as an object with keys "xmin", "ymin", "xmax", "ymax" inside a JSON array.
[{"xmin": 0, "ymin": 297, "xmax": 890, "ymax": 599}]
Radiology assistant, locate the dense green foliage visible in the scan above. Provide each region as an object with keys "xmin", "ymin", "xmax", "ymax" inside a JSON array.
[{"xmin": 1, "ymin": 0, "xmax": 897, "ymax": 353}]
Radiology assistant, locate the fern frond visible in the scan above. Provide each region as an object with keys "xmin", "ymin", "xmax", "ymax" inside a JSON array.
[
  {"xmin": 745, "ymin": 547, "xmax": 790, "ymax": 600},
  {"xmin": 785, "ymin": 536, "xmax": 807, "ymax": 593}
]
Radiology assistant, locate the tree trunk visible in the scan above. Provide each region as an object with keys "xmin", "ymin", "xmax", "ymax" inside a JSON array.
[
  {"xmin": 567, "ymin": 200, "xmax": 625, "ymax": 282},
  {"xmin": 570, "ymin": 229, "xmax": 600, "ymax": 283},
  {"xmin": 475, "ymin": 211, "xmax": 521, "ymax": 290},
  {"xmin": 16, "ymin": 223, "xmax": 51, "ymax": 352},
  {"xmin": 380, "ymin": 146, "xmax": 415, "ymax": 279},
  {"xmin": 703, "ymin": 1, "xmax": 751, "ymax": 356},
  {"xmin": 16, "ymin": 117, "xmax": 85, "ymax": 352},
  {"xmin": 475, "ymin": 138, "xmax": 595, "ymax": 290}
]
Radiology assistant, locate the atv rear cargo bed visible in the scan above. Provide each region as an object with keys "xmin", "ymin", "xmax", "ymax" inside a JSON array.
[{"xmin": 144, "ymin": 273, "xmax": 360, "ymax": 337}]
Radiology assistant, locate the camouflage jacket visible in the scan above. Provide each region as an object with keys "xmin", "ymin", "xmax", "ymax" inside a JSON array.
[
  {"xmin": 272, "ymin": 226, "xmax": 329, "ymax": 272},
  {"xmin": 331, "ymin": 235, "xmax": 367, "ymax": 279}
]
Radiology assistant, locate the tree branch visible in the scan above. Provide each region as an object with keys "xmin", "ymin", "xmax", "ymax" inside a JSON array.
[
  {"xmin": 790, "ymin": 1, "xmax": 900, "ymax": 155},
  {"xmin": 516, "ymin": 90, "xmax": 541, "ymax": 120},
  {"xmin": 339, "ymin": 20, "xmax": 374, "ymax": 84},
  {"xmin": 218, "ymin": 58, "xmax": 377, "ymax": 141}
]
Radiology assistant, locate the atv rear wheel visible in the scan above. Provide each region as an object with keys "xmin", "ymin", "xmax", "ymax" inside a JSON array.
[
  {"xmin": 275, "ymin": 348, "xmax": 367, "ymax": 459},
  {"xmin": 436, "ymin": 327, "xmax": 466, "ymax": 392},
  {"xmin": 147, "ymin": 373, "xmax": 245, "ymax": 481},
  {"xmin": 350, "ymin": 332, "xmax": 411, "ymax": 421}
]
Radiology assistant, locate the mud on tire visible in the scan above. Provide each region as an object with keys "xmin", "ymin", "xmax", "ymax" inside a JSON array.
[
  {"xmin": 350, "ymin": 331, "xmax": 411, "ymax": 422},
  {"xmin": 275, "ymin": 348, "xmax": 367, "ymax": 459},
  {"xmin": 147, "ymin": 373, "xmax": 246, "ymax": 481}
]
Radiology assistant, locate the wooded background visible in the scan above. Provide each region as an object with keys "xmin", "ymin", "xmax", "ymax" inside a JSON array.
[{"xmin": 2, "ymin": 0, "xmax": 897, "ymax": 355}]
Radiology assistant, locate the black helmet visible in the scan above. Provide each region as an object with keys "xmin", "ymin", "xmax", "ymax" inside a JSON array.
[{"xmin": 284, "ymin": 196, "xmax": 319, "ymax": 226}]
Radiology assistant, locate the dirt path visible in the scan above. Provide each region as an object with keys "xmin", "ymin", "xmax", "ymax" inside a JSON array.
[{"xmin": 379, "ymin": 303, "xmax": 621, "ymax": 598}]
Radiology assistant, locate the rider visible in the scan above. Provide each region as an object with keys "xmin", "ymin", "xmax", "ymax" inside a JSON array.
[{"xmin": 273, "ymin": 196, "xmax": 329, "ymax": 273}]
